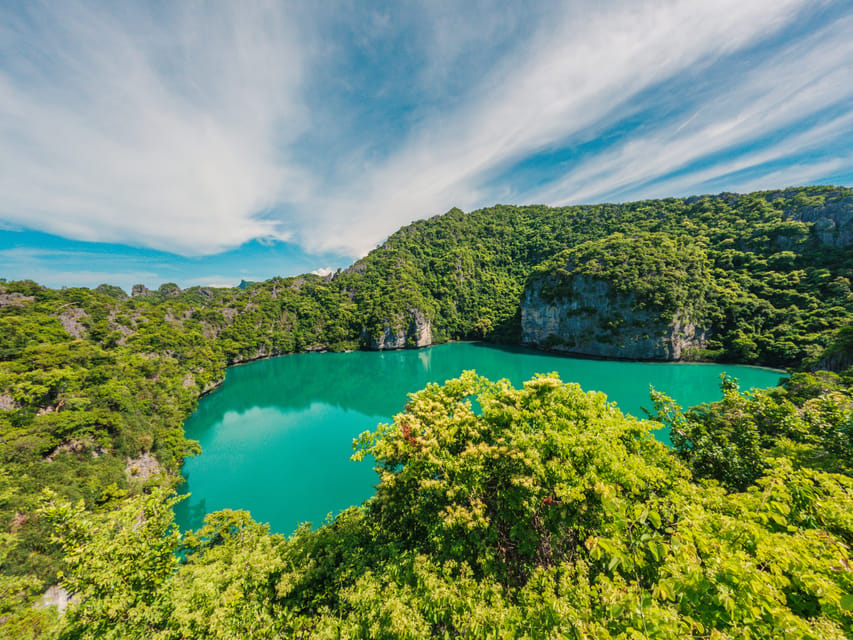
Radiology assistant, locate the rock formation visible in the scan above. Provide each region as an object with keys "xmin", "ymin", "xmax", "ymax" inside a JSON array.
[
  {"xmin": 521, "ymin": 233, "xmax": 710, "ymax": 361},
  {"xmin": 522, "ymin": 276, "xmax": 707, "ymax": 360},
  {"xmin": 131, "ymin": 284, "xmax": 153, "ymax": 297},
  {"xmin": 779, "ymin": 190, "xmax": 853, "ymax": 248},
  {"xmin": 57, "ymin": 307, "xmax": 88, "ymax": 339},
  {"xmin": 367, "ymin": 308, "xmax": 432, "ymax": 350}
]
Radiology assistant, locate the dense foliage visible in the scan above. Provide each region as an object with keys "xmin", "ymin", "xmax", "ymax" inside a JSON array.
[
  {"xmin": 349, "ymin": 187, "xmax": 853, "ymax": 365},
  {"xmin": 529, "ymin": 232, "xmax": 712, "ymax": 322},
  {"xmin": 1, "ymin": 184, "xmax": 852, "ymax": 636},
  {"xmin": 652, "ymin": 370, "xmax": 853, "ymax": 491},
  {"xmin": 33, "ymin": 372, "xmax": 853, "ymax": 639}
]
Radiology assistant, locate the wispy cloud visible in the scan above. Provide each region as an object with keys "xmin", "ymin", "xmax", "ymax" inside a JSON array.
[
  {"xmin": 528, "ymin": 10, "xmax": 853, "ymax": 204},
  {"xmin": 0, "ymin": 1, "xmax": 308, "ymax": 255},
  {"xmin": 0, "ymin": 0, "xmax": 850, "ymax": 268},
  {"xmin": 0, "ymin": 266, "xmax": 159, "ymax": 292},
  {"xmin": 291, "ymin": 0, "xmax": 845, "ymax": 254},
  {"xmin": 0, "ymin": 246, "xmax": 154, "ymax": 290}
]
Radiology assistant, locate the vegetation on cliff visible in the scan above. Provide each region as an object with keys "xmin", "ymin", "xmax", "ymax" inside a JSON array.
[
  {"xmin": 1, "ymin": 185, "xmax": 852, "ymax": 636},
  {"xmin": 529, "ymin": 233, "xmax": 712, "ymax": 321},
  {"xmin": 523, "ymin": 234, "xmax": 712, "ymax": 358}
]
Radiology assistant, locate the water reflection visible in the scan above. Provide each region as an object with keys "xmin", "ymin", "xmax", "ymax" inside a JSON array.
[
  {"xmin": 190, "ymin": 343, "xmax": 783, "ymax": 428},
  {"xmin": 176, "ymin": 342, "xmax": 784, "ymax": 536}
]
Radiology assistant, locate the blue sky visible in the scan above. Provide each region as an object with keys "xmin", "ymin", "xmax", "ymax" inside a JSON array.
[{"xmin": 1, "ymin": 1, "xmax": 851, "ymax": 291}]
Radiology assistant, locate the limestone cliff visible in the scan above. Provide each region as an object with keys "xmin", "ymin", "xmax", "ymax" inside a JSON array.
[
  {"xmin": 57, "ymin": 307, "xmax": 88, "ymax": 339},
  {"xmin": 522, "ymin": 275, "xmax": 707, "ymax": 360},
  {"xmin": 816, "ymin": 325, "xmax": 853, "ymax": 372},
  {"xmin": 366, "ymin": 308, "xmax": 432, "ymax": 350},
  {"xmin": 521, "ymin": 233, "xmax": 710, "ymax": 361},
  {"xmin": 131, "ymin": 284, "xmax": 153, "ymax": 297},
  {"xmin": 778, "ymin": 190, "xmax": 853, "ymax": 248}
]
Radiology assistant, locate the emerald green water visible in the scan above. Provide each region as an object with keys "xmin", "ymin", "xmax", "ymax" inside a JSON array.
[{"xmin": 175, "ymin": 343, "xmax": 783, "ymax": 535}]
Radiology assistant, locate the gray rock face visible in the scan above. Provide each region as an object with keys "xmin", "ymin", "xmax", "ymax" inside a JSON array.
[
  {"xmin": 125, "ymin": 451, "xmax": 163, "ymax": 483},
  {"xmin": 38, "ymin": 585, "xmax": 73, "ymax": 612},
  {"xmin": 58, "ymin": 307, "xmax": 88, "ymax": 339},
  {"xmin": 521, "ymin": 276, "xmax": 707, "ymax": 360},
  {"xmin": 230, "ymin": 343, "xmax": 281, "ymax": 364},
  {"xmin": 131, "ymin": 284, "xmax": 152, "ymax": 297},
  {"xmin": 0, "ymin": 292, "xmax": 33, "ymax": 307},
  {"xmin": 368, "ymin": 308, "xmax": 432, "ymax": 350},
  {"xmin": 817, "ymin": 350, "xmax": 853, "ymax": 373},
  {"xmin": 783, "ymin": 194, "xmax": 853, "ymax": 247},
  {"xmin": 158, "ymin": 283, "xmax": 182, "ymax": 297},
  {"xmin": 0, "ymin": 393, "xmax": 17, "ymax": 411}
]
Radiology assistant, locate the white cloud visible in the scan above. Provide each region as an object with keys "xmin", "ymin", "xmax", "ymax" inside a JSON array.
[
  {"xmin": 0, "ymin": 0, "xmax": 848, "ymax": 263},
  {"xmin": 0, "ymin": 1, "xmax": 309, "ymax": 256},
  {"xmin": 1, "ymin": 267, "xmax": 157, "ymax": 292},
  {"xmin": 181, "ymin": 277, "xmax": 239, "ymax": 289},
  {"xmin": 620, "ymin": 112, "xmax": 853, "ymax": 202},
  {"xmin": 291, "ymin": 0, "xmax": 833, "ymax": 255},
  {"xmin": 528, "ymin": 11, "xmax": 853, "ymax": 204},
  {"xmin": 717, "ymin": 158, "xmax": 850, "ymax": 196}
]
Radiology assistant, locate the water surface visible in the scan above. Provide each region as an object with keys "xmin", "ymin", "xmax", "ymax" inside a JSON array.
[{"xmin": 175, "ymin": 343, "xmax": 783, "ymax": 535}]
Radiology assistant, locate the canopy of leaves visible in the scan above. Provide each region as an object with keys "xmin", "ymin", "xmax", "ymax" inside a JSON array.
[
  {"xmin": 36, "ymin": 372, "xmax": 853, "ymax": 639},
  {"xmin": 529, "ymin": 233, "xmax": 712, "ymax": 321},
  {"xmin": 652, "ymin": 370, "xmax": 853, "ymax": 491}
]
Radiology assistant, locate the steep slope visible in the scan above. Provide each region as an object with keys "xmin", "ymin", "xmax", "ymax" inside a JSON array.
[
  {"xmin": 208, "ymin": 185, "xmax": 853, "ymax": 367},
  {"xmin": 521, "ymin": 234, "xmax": 711, "ymax": 359}
]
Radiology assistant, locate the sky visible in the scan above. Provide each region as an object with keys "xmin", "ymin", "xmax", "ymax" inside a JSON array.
[{"xmin": 1, "ymin": 0, "xmax": 851, "ymax": 291}]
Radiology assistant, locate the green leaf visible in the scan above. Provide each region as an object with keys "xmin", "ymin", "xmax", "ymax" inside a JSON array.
[{"xmin": 648, "ymin": 510, "xmax": 662, "ymax": 529}]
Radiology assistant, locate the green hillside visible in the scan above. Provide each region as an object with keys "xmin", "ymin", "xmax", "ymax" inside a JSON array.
[{"xmin": 1, "ymin": 185, "xmax": 853, "ymax": 638}]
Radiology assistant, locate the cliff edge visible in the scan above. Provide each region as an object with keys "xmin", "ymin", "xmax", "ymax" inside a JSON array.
[{"xmin": 521, "ymin": 233, "xmax": 711, "ymax": 360}]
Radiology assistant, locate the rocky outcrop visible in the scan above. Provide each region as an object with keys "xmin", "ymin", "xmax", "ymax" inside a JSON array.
[
  {"xmin": 95, "ymin": 284, "xmax": 128, "ymax": 299},
  {"xmin": 815, "ymin": 325, "xmax": 853, "ymax": 372},
  {"xmin": 0, "ymin": 393, "xmax": 17, "ymax": 411},
  {"xmin": 522, "ymin": 275, "xmax": 708, "ymax": 360},
  {"xmin": 38, "ymin": 585, "xmax": 73, "ymax": 613},
  {"xmin": 45, "ymin": 437, "xmax": 106, "ymax": 462},
  {"xmin": 230, "ymin": 344, "xmax": 282, "ymax": 363},
  {"xmin": 131, "ymin": 284, "xmax": 153, "ymax": 297},
  {"xmin": 817, "ymin": 351, "xmax": 853, "ymax": 373},
  {"xmin": 521, "ymin": 233, "xmax": 711, "ymax": 361},
  {"xmin": 58, "ymin": 307, "xmax": 88, "ymax": 339},
  {"xmin": 366, "ymin": 308, "xmax": 432, "ymax": 350},
  {"xmin": 0, "ymin": 292, "xmax": 33, "ymax": 307},
  {"xmin": 158, "ymin": 283, "xmax": 182, "ymax": 297},
  {"xmin": 107, "ymin": 309, "xmax": 134, "ymax": 345},
  {"xmin": 125, "ymin": 452, "xmax": 163, "ymax": 483},
  {"xmin": 780, "ymin": 192, "xmax": 853, "ymax": 248}
]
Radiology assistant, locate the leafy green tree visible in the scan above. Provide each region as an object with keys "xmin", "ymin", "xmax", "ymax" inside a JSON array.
[{"xmin": 40, "ymin": 488, "xmax": 180, "ymax": 639}]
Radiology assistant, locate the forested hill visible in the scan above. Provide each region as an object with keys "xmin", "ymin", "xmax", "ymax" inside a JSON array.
[
  {"xmin": 8, "ymin": 185, "xmax": 852, "ymax": 367},
  {"xmin": 2, "ymin": 185, "xmax": 853, "ymax": 637}
]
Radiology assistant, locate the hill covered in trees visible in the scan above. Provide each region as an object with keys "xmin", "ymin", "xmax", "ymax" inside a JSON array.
[{"xmin": 1, "ymin": 185, "xmax": 853, "ymax": 637}]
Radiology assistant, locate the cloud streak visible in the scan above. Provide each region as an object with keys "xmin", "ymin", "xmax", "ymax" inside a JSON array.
[
  {"xmin": 293, "ymin": 0, "xmax": 848, "ymax": 254},
  {"xmin": 0, "ymin": 0, "xmax": 850, "ymax": 265},
  {"xmin": 529, "ymin": 9, "xmax": 853, "ymax": 204},
  {"xmin": 0, "ymin": 1, "xmax": 308, "ymax": 255}
]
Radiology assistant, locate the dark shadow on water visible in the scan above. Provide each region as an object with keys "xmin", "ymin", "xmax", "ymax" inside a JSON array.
[{"xmin": 173, "ymin": 486, "xmax": 209, "ymax": 533}]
